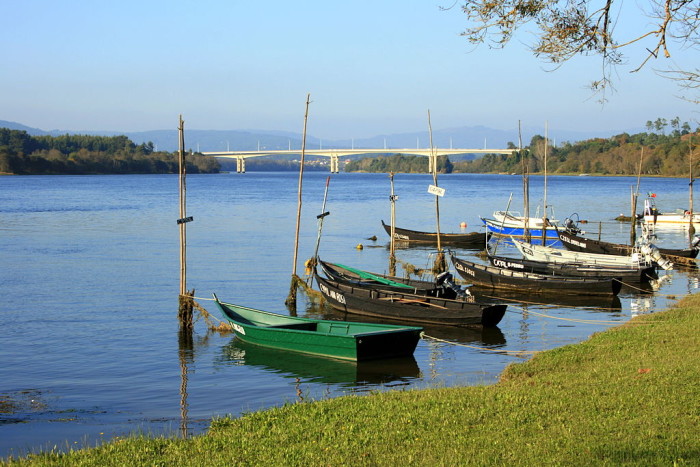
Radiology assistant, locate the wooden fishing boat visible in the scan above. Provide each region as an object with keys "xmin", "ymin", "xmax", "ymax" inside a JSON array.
[
  {"xmin": 480, "ymin": 216, "xmax": 559, "ymax": 239},
  {"xmin": 381, "ymin": 220, "xmax": 486, "ymax": 247},
  {"xmin": 642, "ymin": 196, "xmax": 700, "ymax": 226},
  {"xmin": 510, "ymin": 237, "xmax": 658, "ymax": 269},
  {"xmin": 314, "ymin": 273, "xmax": 506, "ymax": 327},
  {"xmin": 213, "ymin": 295, "xmax": 423, "ymax": 362},
  {"xmin": 451, "ymin": 255, "xmax": 622, "ymax": 296},
  {"xmin": 558, "ymin": 227, "xmax": 699, "ymax": 259},
  {"xmin": 487, "ymin": 253, "xmax": 657, "ymax": 283},
  {"xmin": 318, "ymin": 259, "xmax": 468, "ymax": 299}
]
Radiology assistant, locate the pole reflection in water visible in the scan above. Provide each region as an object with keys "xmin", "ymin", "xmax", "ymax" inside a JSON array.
[{"xmin": 178, "ymin": 327, "xmax": 194, "ymax": 439}]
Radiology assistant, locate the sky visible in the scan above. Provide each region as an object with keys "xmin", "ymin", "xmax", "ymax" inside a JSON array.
[{"xmin": 2, "ymin": 1, "xmax": 698, "ymax": 141}]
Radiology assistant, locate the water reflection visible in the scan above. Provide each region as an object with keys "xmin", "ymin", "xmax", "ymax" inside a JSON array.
[
  {"xmin": 177, "ymin": 328, "xmax": 194, "ymax": 439},
  {"xmin": 218, "ymin": 339, "xmax": 420, "ymax": 386}
]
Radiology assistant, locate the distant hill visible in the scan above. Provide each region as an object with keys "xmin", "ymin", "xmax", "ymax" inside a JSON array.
[{"xmin": 0, "ymin": 119, "xmax": 641, "ymax": 155}]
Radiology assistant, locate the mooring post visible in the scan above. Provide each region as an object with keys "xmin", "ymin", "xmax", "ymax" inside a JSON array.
[
  {"xmin": 286, "ymin": 93, "xmax": 311, "ymax": 308},
  {"xmin": 177, "ymin": 114, "xmax": 194, "ymax": 329}
]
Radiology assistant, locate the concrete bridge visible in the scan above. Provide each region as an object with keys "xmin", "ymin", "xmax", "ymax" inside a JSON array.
[{"xmin": 201, "ymin": 148, "xmax": 516, "ymax": 173}]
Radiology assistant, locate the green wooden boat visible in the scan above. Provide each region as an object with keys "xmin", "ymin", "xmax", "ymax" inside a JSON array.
[{"xmin": 213, "ymin": 295, "xmax": 423, "ymax": 362}]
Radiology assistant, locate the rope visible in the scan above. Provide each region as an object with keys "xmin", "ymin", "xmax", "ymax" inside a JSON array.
[
  {"xmin": 421, "ymin": 333, "xmax": 538, "ymax": 357},
  {"xmin": 505, "ymin": 304, "xmax": 624, "ymax": 325}
]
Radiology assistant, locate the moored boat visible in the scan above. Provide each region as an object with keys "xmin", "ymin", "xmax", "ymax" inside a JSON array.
[
  {"xmin": 381, "ymin": 220, "xmax": 486, "ymax": 247},
  {"xmin": 213, "ymin": 295, "xmax": 423, "ymax": 362},
  {"xmin": 318, "ymin": 259, "xmax": 468, "ymax": 299},
  {"xmin": 481, "ymin": 216, "xmax": 559, "ymax": 239},
  {"xmin": 487, "ymin": 253, "xmax": 657, "ymax": 283},
  {"xmin": 558, "ymin": 227, "xmax": 699, "ymax": 260},
  {"xmin": 314, "ymin": 273, "xmax": 506, "ymax": 327},
  {"xmin": 510, "ymin": 237, "xmax": 658, "ymax": 269},
  {"xmin": 451, "ymin": 254, "xmax": 622, "ymax": 296},
  {"xmin": 642, "ymin": 196, "xmax": 700, "ymax": 226}
]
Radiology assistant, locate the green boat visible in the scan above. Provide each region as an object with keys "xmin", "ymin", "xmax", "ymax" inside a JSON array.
[{"xmin": 213, "ymin": 295, "xmax": 423, "ymax": 362}]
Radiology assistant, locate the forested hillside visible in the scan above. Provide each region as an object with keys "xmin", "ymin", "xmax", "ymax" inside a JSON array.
[
  {"xmin": 453, "ymin": 121, "xmax": 699, "ymax": 176},
  {"xmin": 344, "ymin": 154, "xmax": 454, "ymax": 173},
  {"xmin": 343, "ymin": 122, "xmax": 699, "ymax": 176},
  {"xmin": 0, "ymin": 129, "xmax": 220, "ymax": 175}
]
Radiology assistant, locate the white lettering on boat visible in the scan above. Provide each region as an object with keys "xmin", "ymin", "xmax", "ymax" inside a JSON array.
[
  {"xmin": 320, "ymin": 283, "xmax": 346, "ymax": 304},
  {"xmin": 455, "ymin": 262, "xmax": 475, "ymax": 277},
  {"xmin": 231, "ymin": 323, "xmax": 245, "ymax": 335},
  {"xmin": 492, "ymin": 258, "xmax": 524, "ymax": 270}
]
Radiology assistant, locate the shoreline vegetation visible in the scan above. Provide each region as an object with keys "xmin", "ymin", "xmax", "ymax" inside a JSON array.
[
  {"xmin": 2, "ymin": 124, "xmax": 698, "ymax": 176},
  {"xmin": 6, "ymin": 294, "xmax": 699, "ymax": 465}
]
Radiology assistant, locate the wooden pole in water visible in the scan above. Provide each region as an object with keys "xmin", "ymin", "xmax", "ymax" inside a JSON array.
[
  {"xmin": 177, "ymin": 115, "xmax": 193, "ymax": 329},
  {"xmin": 631, "ymin": 148, "xmax": 643, "ymax": 244},
  {"xmin": 689, "ymin": 137, "xmax": 695, "ymax": 236},
  {"xmin": 519, "ymin": 121, "xmax": 531, "ymax": 242},
  {"xmin": 428, "ymin": 110, "xmax": 445, "ymax": 273},
  {"xmin": 541, "ymin": 122, "xmax": 548, "ymax": 244},
  {"xmin": 389, "ymin": 172, "xmax": 397, "ymax": 276},
  {"xmin": 286, "ymin": 93, "xmax": 311, "ymax": 308}
]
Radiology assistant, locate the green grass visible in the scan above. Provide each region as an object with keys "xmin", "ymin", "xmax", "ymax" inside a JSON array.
[{"xmin": 6, "ymin": 295, "xmax": 700, "ymax": 466}]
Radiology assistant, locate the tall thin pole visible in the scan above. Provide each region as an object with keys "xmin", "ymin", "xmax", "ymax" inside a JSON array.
[
  {"xmin": 389, "ymin": 172, "xmax": 396, "ymax": 258},
  {"xmin": 428, "ymin": 110, "xmax": 445, "ymax": 272},
  {"xmin": 286, "ymin": 93, "xmax": 311, "ymax": 307},
  {"xmin": 632, "ymin": 147, "xmax": 643, "ymax": 244},
  {"xmin": 519, "ymin": 121, "xmax": 530, "ymax": 242},
  {"xmin": 178, "ymin": 115, "xmax": 187, "ymax": 296},
  {"xmin": 689, "ymin": 136, "xmax": 695, "ymax": 236},
  {"xmin": 177, "ymin": 115, "xmax": 193, "ymax": 329},
  {"xmin": 389, "ymin": 172, "xmax": 397, "ymax": 276},
  {"xmin": 541, "ymin": 122, "xmax": 548, "ymax": 243}
]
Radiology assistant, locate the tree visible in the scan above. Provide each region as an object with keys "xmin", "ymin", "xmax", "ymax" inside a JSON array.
[{"xmin": 454, "ymin": 0, "xmax": 700, "ymax": 102}]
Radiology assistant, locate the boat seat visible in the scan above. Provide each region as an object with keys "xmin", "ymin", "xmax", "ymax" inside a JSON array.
[{"xmin": 266, "ymin": 322, "xmax": 318, "ymax": 331}]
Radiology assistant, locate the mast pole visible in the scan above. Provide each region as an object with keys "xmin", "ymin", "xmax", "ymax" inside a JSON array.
[{"xmin": 286, "ymin": 93, "xmax": 311, "ymax": 308}]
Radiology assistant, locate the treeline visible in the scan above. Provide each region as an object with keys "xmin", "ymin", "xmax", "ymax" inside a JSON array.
[
  {"xmin": 0, "ymin": 129, "xmax": 220, "ymax": 175},
  {"xmin": 344, "ymin": 154, "xmax": 454, "ymax": 173},
  {"xmin": 453, "ymin": 127, "xmax": 699, "ymax": 176}
]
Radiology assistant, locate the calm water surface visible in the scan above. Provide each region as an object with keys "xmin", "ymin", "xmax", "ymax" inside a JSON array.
[{"xmin": 2, "ymin": 172, "xmax": 699, "ymax": 458}]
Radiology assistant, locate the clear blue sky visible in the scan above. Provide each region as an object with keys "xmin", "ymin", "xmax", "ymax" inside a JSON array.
[{"xmin": 2, "ymin": 1, "xmax": 697, "ymax": 140}]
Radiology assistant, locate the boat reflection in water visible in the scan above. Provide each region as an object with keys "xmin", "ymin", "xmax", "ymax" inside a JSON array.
[{"xmin": 219, "ymin": 338, "xmax": 420, "ymax": 386}]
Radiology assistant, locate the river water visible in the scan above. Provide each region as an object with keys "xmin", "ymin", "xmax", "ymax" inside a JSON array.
[{"xmin": 2, "ymin": 172, "xmax": 698, "ymax": 458}]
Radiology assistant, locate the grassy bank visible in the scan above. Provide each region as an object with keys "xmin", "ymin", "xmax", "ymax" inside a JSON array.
[{"xmin": 7, "ymin": 295, "xmax": 700, "ymax": 466}]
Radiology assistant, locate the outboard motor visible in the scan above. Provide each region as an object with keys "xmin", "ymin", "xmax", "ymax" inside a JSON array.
[
  {"xmin": 692, "ymin": 236, "xmax": 700, "ymax": 249},
  {"xmin": 435, "ymin": 271, "xmax": 470, "ymax": 298},
  {"xmin": 640, "ymin": 244, "xmax": 674, "ymax": 271},
  {"xmin": 564, "ymin": 217, "xmax": 581, "ymax": 234}
]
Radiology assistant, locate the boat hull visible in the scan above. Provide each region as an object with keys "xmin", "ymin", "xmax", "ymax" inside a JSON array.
[
  {"xmin": 214, "ymin": 298, "xmax": 422, "ymax": 361},
  {"xmin": 381, "ymin": 220, "xmax": 486, "ymax": 247},
  {"xmin": 558, "ymin": 229, "xmax": 698, "ymax": 259},
  {"xmin": 315, "ymin": 273, "xmax": 506, "ymax": 327},
  {"xmin": 451, "ymin": 255, "xmax": 622, "ymax": 296},
  {"xmin": 481, "ymin": 217, "xmax": 559, "ymax": 239},
  {"xmin": 487, "ymin": 254, "xmax": 657, "ymax": 283}
]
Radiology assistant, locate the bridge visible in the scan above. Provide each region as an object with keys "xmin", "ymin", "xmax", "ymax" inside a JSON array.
[{"xmin": 201, "ymin": 148, "xmax": 516, "ymax": 173}]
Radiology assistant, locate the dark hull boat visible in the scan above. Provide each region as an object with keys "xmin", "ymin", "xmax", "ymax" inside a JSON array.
[
  {"xmin": 451, "ymin": 255, "xmax": 622, "ymax": 296},
  {"xmin": 314, "ymin": 273, "xmax": 506, "ymax": 327},
  {"xmin": 213, "ymin": 295, "xmax": 422, "ymax": 362},
  {"xmin": 318, "ymin": 259, "xmax": 465, "ymax": 299},
  {"xmin": 381, "ymin": 220, "xmax": 486, "ymax": 247},
  {"xmin": 487, "ymin": 254, "xmax": 657, "ymax": 283},
  {"xmin": 558, "ymin": 228, "xmax": 699, "ymax": 260}
]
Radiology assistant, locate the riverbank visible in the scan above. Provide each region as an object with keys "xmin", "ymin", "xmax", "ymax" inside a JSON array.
[{"xmin": 6, "ymin": 293, "xmax": 699, "ymax": 466}]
